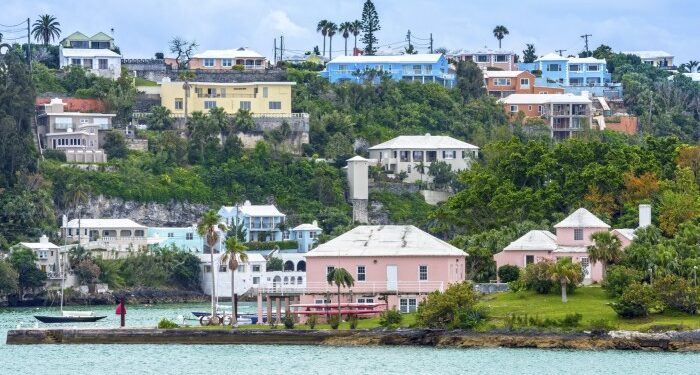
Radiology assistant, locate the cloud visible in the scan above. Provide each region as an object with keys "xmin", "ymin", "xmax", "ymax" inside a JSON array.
[{"xmin": 262, "ymin": 10, "xmax": 308, "ymax": 38}]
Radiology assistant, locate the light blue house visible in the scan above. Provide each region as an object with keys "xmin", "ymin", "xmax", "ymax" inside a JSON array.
[
  {"xmin": 320, "ymin": 54, "xmax": 455, "ymax": 87},
  {"xmin": 289, "ymin": 222, "xmax": 322, "ymax": 253},
  {"xmin": 218, "ymin": 201, "xmax": 286, "ymax": 242},
  {"xmin": 148, "ymin": 226, "xmax": 204, "ymax": 252}
]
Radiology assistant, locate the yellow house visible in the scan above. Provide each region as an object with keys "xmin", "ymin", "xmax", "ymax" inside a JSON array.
[{"xmin": 159, "ymin": 81, "xmax": 295, "ymax": 116}]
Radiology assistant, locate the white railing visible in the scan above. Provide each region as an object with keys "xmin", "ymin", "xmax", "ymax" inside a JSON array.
[{"xmin": 254, "ymin": 281, "xmax": 444, "ymax": 295}]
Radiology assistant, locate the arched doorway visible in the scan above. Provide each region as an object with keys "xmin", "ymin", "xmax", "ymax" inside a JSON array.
[{"xmin": 296, "ymin": 260, "xmax": 306, "ymax": 272}]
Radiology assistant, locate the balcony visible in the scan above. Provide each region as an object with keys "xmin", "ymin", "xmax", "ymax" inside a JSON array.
[
  {"xmin": 196, "ymin": 93, "xmax": 256, "ymax": 98},
  {"xmin": 255, "ymin": 281, "xmax": 445, "ymax": 295}
]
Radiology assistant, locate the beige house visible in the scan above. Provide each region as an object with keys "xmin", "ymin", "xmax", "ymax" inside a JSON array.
[
  {"xmin": 38, "ymin": 98, "xmax": 114, "ymax": 163},
  {"xmin": 16, "ymin": 235, "xmax": 61, "ymax": 278},
  {"xmin": 62, "ymin": 219, "xmax": 148, "ymax": 256}
]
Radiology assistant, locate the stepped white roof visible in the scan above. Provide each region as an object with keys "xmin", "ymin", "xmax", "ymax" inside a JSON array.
[
  {"xmin": 499, "ymin": 93, "xmax": 592, "ymax": 105},
  {"xmin": 369, "ymin": 134, "xmax": 478, "ymax": 150},
  {"xmin": 328, "ymin": 54, "xmax": 443, "ymax": 64},
  {"xmin": 554, "ymin": 208, "xmax": 610, "ymax": 229},
  {"xmin": 219, "ymin": 201, "xmax": 285, "ymax": 218},
  {"xmin": 612, "ymin": 228, "xmax": 636, "ymax": 241},
  {"xmin": 623, "ymin": 50, "xmax": 673, "ymax": 59},
  {"xmin": 192, "ymin": 47, "xmax": 264, "ymax": 59},
  {"xmin": 306, "ymin": 225, "xmax": 466, "ymax": 257},
  {"xmin": 503, "ymin": 230, "xmax": 558, "ymax": 251},
  {"xmin": 537, "ymin": 53, "xmax": 568, "ymax": 61},
  {"xmin": 19, "ymin": 242, "xmax": 60, "ymax": 250},
  {"xmin": 63, "ymin": 218, "xmax": 146, "ymax": 229},
  {"xmin": 483, "ymin": 70, "xmax": 529, "ymax": 78}
]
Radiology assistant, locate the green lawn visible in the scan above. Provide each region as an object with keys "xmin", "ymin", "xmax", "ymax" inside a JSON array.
[
  {"xmin": 479, "ymin": 286, "xmax": 700, "ymax": 331},
  {"xmin": 134, "ymin": 77, "xmax": 158, "ymax": 87}
]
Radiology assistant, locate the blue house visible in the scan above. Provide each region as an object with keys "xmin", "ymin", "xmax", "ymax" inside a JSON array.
[
  {"xmin": 218, "ymin": 201, "xmax": 286, "ymax": 242},
  {"xmin": 289, "ymin": 222, "xmax": 322, "ymax": 253},
  {"xmin": 320, "ymin": 54, "xmax": 455, "ymax": 87},
  {"xmin": 148, "ymin": 226, "xmax": 205, "ymax": 252}
]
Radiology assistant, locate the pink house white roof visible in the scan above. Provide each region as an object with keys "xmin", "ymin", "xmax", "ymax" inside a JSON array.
[
  {"xmin": 306, "ymin": 225, "xmax": 465, "ymax": 257},
  {"xmin": 503, "ymin": 230, "xmax": 557, "ymax": 251},
  {"xmin": 554, "ymin": 208, "xmax": 610, "ymax": 229}
]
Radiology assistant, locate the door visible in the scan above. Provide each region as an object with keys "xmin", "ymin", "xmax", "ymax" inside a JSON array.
[
  {"xmin": 580, "ymin": 257, "xmax": 591, "ymax": 280},
  {"xmin": 386, "ymin": 265, "xmax": 398, "ymax": 292}
]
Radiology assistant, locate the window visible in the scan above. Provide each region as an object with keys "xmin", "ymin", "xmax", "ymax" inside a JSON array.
[
  {"xmin": 569, "ymin": 64, "xmax": 580, "ymax": 72},
  {"xmin": 538, "ymin": 105, "xmax": 543, "ymax": 114},
  {"xmin": 268, "ymin": 101, "xmax": 282, "ymax": 110},
  {"xmin": 476, "ymin": 55, "xmax": 488, "ymax": 62},
  {"xmin": 326, "ymin": 266, "xmax": 335, "ymax": 276},
  {"xmin": 509, "ymin": 105, "xmax": 518, "ymax": 113},
  {"xmin": 186, "ymin": 233, "xmax": 193, "ymax": 240},
  {"xmin": 98, "ymin": 59, "xmax": 108, "ymax": 69},
  {"xmin": 219, "ymin": 265, "xmax": 227, "ymax": 272},
  {"xmin": 587, "ymin": 64, "xmax": 599, "ymax": 71},
  {"xmin": 338, "ymin": 64, "xmax": 348, "ymax": 72},
  {"xmin": 528, "ymin": 105, "xmax": 532, "ymax": 111},
  {"xmin": 71, "ymin": 58, "xmax": 81, "ymax": 66},
  {"xmin": 204, "ymin": 101, "xmax": 216, "ymax": 109},
  {"xmin": 547, "ymin": 63, "xmax": 561, "ymax": 72},
  {"xmin": 203, "ymin": 265, "xmax": 212, "ymax": 273},
  {"xmin": 495, "ymin": 54, "xmax": 508, "ymax": 62},
  {"xmin": 493, "ymin": 78, "xmax": 511, "ymax": 86},
  {"xmin": 253, "ymin": 277, "xmax": 260, "ymax": 284},
  {"xmin": 413, "ymin": 64, "xmax": 422, "ymax": 74},
  {"xmin": 574, "ymin": 228, "xmax": 583, "ymax": 241},
  {"xmin": 240, "ymin": 101, "xmax": 251, "ymax": 110},
  {"xmin": 167, "ymin": 232, "xmax": 174, "ymax": 238},
  {"xmin": 262, "ymin": 87, "xmax": 269, "ymax": 98},
  {"xmin": 314, "ymin": 299, "xmax": 331, "ymax": 304},
  {"xmin": 222, "ymin": 58, "xmax": 232, "ymax": 67},
  {"xmin": 412, "ymin": 151, "xmax": 424, "ymax": 162},
  {"xmin": 443, "ymin": 150, "xmax": 456, "ymax": 160},
  {"xmin": 357, "ymin": 298, "xmax": 375, "ymax": 304},
  {"xmin": 424, "ymin": 64, "xmax": 432, "ymax": 74},
  {"xmin": 174, "ymin": 99, "xmax": 183, "ymax": 110},
  {"xmin": 426, "ymin": 151, "xmax": 437, "ymax": 162},
  {"xmin": 399, "ymin": 298, "xmax": 417, "ymax": 313},
  {"xmin": 525, "ymin": 255, "xmax": 535, "ymax": 266},
  {"xmin": 238, "ymin": 265, "xmax": 246, "ymax": 273},
  {"xmin": 399, "ymin": 151, "xmax": 410, "ymax": 162},
  {"xmin": 357, "ymin": 266, "xmax": 366, "ymax": 281},
  {"xmin": 82, "ymin": 59, "xmax": 93, "ymax": 69},
  {"xmin": 252, "ymin": 265, "xmax": 261, "ymax": 272},
  {"xmin": 419, "ymin": 265, "xmax": 428, "ymax": 281},
  {"xmin": 38, "ymin": 250, "xmax": 49, "ymax": 259},
  {"xmin": 203, "ymin": 58, "xmax": 215, "ymax": 67},
  {"xmin": 520, "ymin": 78, "xmax": 530, "ymax": 86}
]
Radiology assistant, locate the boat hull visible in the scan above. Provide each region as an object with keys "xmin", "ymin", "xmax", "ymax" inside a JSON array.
[{"xmin": 34, "ymin": 315, "xmax": 107, "ymax": 323}]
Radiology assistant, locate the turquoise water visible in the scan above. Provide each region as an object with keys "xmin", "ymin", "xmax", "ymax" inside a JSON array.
[{"xmin": 1, "ymin": 304, "xmax": 699, "ymax": 375}]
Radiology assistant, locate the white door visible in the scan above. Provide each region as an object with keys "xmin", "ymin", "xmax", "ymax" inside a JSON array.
[
  {"xmin": 580, "ymin": 257, "xmax": 591, "ymax": 280},
  {"xmin": 386, "ymin": 265, "xmax": 398, "ymax": 291}
]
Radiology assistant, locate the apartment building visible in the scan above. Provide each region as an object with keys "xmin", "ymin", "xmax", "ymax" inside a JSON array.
[
  {"xmin": 447, "ymin": 49, "xmax": 517, "ymax": 71},
  {"xmin": 189, "ymin": 47, "xmax": 267, "ymax": 70},
  {"xmin": 59, "ymin": 31, "xmax": 121, "ymax": 79},
  {"xmin": 320, "ymin": 54, "xmax": 455, "ymax": 87},
  {"xmin": 499, "ymin": 93, "xmax": 593, "ymax": 140},
  {"xmin": 484, "ymin": 70, "xmax": 564, "ymax": 98}
]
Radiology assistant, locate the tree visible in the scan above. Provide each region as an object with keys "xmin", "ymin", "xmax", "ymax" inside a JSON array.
[
  {"xmin": 522, "ymin": 43, "xmax": 537, "ymax": 63},
  {"xmin": 360, "ymin": 0, "xmax": 381, "ymax": 55},
  {"xmin": 31, "ymin": 15, "xmax": 61, "ymax": 46},
  {"xmin": 8, "ymin": 249, "xmax": 47, "ymax": 300},
  {"xmin": 103, "ymin": 130, "xmax": 129, "ymax": 159},
  {"xmin": 74, "ymin": 259, "xmax": 101, "ymax": 286},
  {"xmin": 549, "ymin": 258, "xmax": 584, "ymax": 303},
  {"xmin": 326, "ymin": 267, "xmax": 354, "ymax": 324},
  {"xmin": 266, "ymin": 257, "xmax": 283, "ymax": 271},
  {"xmin": 592, "ymin": 45, "xmax": 613, "ymax": 60},
  {"xmin": 415, "ymin": 282, "xmax": 481, "ymax": 329},
  {"xmin": 339, "ymin": 22, "xmax": 352, "ymax": 56},
  {"xmin": 64, "ymin": 181, "xmax": 90, "ymax": 244},
  {"xmin": 687, "ymin": 60, "xmax": 700, "ymax": 73},
  {"xmin": 326, "ymin": 22, "xmax": 338, "ymax": 60},
  {"xmin": 587, "ymin": 231, "xmax": 623, "ymax": 279},
  {"xmin": 220, "ymin": 237, "xmax": 248, "ymax": 324},
  {"xmin": 67, "ymin": 245, "xmax": 92, "ymax": 269},
  {"xmin": 324, "ymin": 133, "xmax": 353, "ymax": 161},
  {"xmin": 0, "ymin": 261, "xmax": 19, "ymax": 297},
  {"xmin": 350, "ymin": 20, "xmax": 362, "ymax": 52},
  {"xmin": 197, "ymin": 209, "xmax": 225, "ymax": 322},
  {"xmin": 145, "ymin": 106, "xmax": 173, "ymax": 130},
  {"xmin": 233, "ymin": 109, "xmax": 255, "ymax": 133},
  {"xmin": 169, "ymin": 37, "xmax": 198, "ymax": 69},
  {"xmin": 455, "ymin": 61, "xmax": 485, "ymax": 102},
  {"xmin": 492, "ymin": 25, "xmax": 509, "ymax": 49},
  {"xmin": 428, "ymin": 161, "xmax": 455, "ymax": 190},
  {"xmin": 316, "ymin": 20, "xmax": 329, "ymax": 58}
]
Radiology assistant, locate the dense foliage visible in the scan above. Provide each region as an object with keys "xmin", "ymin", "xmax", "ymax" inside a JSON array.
[{"xmin": 415, "ymin": 282, "xmax": 484, "ymax": 329}]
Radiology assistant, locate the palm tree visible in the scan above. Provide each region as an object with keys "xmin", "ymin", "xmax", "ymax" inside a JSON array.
[
  {"xmin": 587, "ymin": 231, "xmax": 623, "ymax": 279},
  {"xmin": 351, "ymin": 20, "xmax": 362, "ymax": 54},
  {"xmin": 339, "ymin": 22, "xmax": 352, "ymax": 56},
  {"xmin": 549, "ymin": 258, "xmax": 582, "ymax": 303},
  {"xmin": 688, "ymin": 60, "xmax": 700, "ymax": 73},
  {"xmin": 326, "ymin": 22, "xmax": 338, "ymax": 60},
  {"xmin": 326, "ymin": 267, "xmax": 354, "ymax": 325},
  {"xmin": 64, "ymin": 182, "xmax": 90, "ymax": 244},
  {"xmin": 31, "ymin": 14, "xmax": 61, "ymax": 46},
  {"xmin": 492, "ymin": 25, "xmax": 509, "ymax": 49},
  {"xmin": 197, "ymin": 209, "xmax": 226, "ymax": 323},
  {"xmin": 221, "ymin": 237, "xmax": 248, "ymax": 325},
  {"xmin": 316, "ymin": 20, "xmax": 329, "ymax": 58}
]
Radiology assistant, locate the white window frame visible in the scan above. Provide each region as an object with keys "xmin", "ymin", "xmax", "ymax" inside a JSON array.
[
  {"xmin": 240, "ymin": 101, "xmax": 251, "ymax": 110},
  {"xmin": 222, "ymin": 58, "xmax": 232, "ymax": 67},
  {"xmin": 203, "ymin": 58, "xmax": 215, "ymax": 67},
  {"xmin": 174, "ymin": 99, "xmax": 183, "ymax": 110},
  {"xmin": 547, "ymin": 63, "xmax": 561, "ymax": 72},
  {"xmin": 493, "ymin": 78, "xmax": 511, "ymax": 86},
  {"xmin": 524, "ymin": 255, "xmax": 535, "ymax": 266},
  {"xmin": 509, "ymin": 105, "xmax": 518, "ymax": 113},
  {"xmin": 520, "ymin": 78, "xmax": 530, "ymax": 86},
  {"xmin": 204, "ymin": 101, "xmax": 216, "ymax": 109},
  {"xmin": 587, "ymin": 64, "xmax": 600, "ymax": 71},
  {"xmin": 419, "ymin": 265, "xmax": 428, "ymax": 281},
  {"xmin": 357, "ymin": 265, "xmax": 366, "ymax": 281},
  {"xmin": 574, "ymin": 228, "xmax": 584, "ymax": 241},
  {"xmin": 262, "ymin": 87, "xmax": 269, "ymax": 98},
  {"xmin": 252, "ymin": 265, "xmax": 261, "ymax": 273},
  {"xmin": 569, "ymin": 64, "xmax": 580, "ymax": 72},
  {"xmin": 268, "ymin": 101, "xmax": 282, "ymax": 110},
  {"xmin": 185, "ymin": 233, "xmax": 193, "ymax": 240},
  {"xmin": 399, "ymin": 298, "xmax": 417, "ymax": 313}
]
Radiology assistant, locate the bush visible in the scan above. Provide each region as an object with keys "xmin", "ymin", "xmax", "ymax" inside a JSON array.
[
  {"xmin": 531, "ymin": 69, "xmax": 542, "ymax": 77},
  {"xmin": 653, "ymin": 274, "xmax": 699, "ymax": 314},
  {"xmin": 306, "ymin": 314, "xmax": 317, "ymax": 329},
  {"xmin": 559, "ymin": 313, "xmax": 582, "ymax": 328},
  {"xmin": 504, "ymin": 313, "xmax": 581, "ymax": 330},
  {"xmin": 521, "ymin": 261, "xmax": 554, "ymax": 294},
  {"xmin": 456, "ymin": 306, "xmax": 489, "ymax": 329},
  {"xmin": 245, "ymin": 240, "xmax": 299, "ymax": 251},
  {"xmin": 587, "ymin": 319, "xmax": 617, "ymax": 334},
  {"xmin": 43, "ymin": 149, "xmax": 66, "ymax": 162},
  {"xmin": 498, "ymin": 265, "xmax": 520, "ymax": 283},
  {"xmin": 155, "ymin": 52, "xmax": 164, "ymax": 59},
  {"xmin": 328, "ymin": 314, "xmax": 340, "ymax": 329},
  {"xmin": 232, "ymin": 64, "xmax": 245, "ymax": 71},
  {"xmin": 379, "ymin": 308, "xmax": 403, "ymax": 329},
  {"xmin": 283, "ymin": 314, "xmax": 295, "ymax": 329},
  {"xmin": 612, "ymin": 282, "xmax": 659, "ymax": 318},
  {"xmin": 157, "ymin": 318, "xmax": 179, "ymax": 329},
  {"xmin": 415, "ymin": 282, "xmax": 481, "ymax": 329},
  {"xmin": 348, "ymin": 314, "xmax": 358, "ymax": 329},
  {"xmin": 602, "ymin": 266, "xmax": 644, "ymax": 298}
]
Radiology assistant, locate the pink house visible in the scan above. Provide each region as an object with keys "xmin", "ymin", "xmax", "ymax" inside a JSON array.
[
  {"xmin": 301, "ymin": 225, "xmax": 466, "ymax": 313},
  {"xmin": 494, "ymin": 206, "xmax": 649, "ymax": 283}
]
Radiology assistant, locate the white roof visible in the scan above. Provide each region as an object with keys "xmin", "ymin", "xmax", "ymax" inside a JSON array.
[
  {"xmin": 292, "ymin": 223, "xmax": 322, "ymax": 232},
  {"xmin": 536, "ymin": 53, "xmax": 568, "ymax": 61},
  {"xmin": 160, "ymin": 81, "xmax": 294, "ymax": 87},
  {"xmin": 220, "ymin": 202, "xmax": 285, "ymax": 217},
  {"xmin": 623, "ymin": 50, "xmax": 673, "ymax": 59},
  {"xmin": 499, "ymin": 93, "xmax": 592, "ymax": 105},
  {"xmin": 503, "ymin": 230, "xmax": 557, "ymax": 251},
  {"xmin": 19, "ymin": 242, "xmax": 60, "ymax": 250},
  {"xmin": 61, "ymin": 48, "xmax": 121, "ymax": 58},
  {"xmin": 368, "ymin": 134, "xmax": 478, "ymax": 150},
  {"xmin": 612, "ymin": 228, "xmax": 636, "ymax": 241},
  {"xmin": 449, "ymin": 49, "xmax": 514, "ymax": 55},
  {"xmin": 328, "ymin": 54, "xmax": 443, "ymax": 64},
  {"xmin": 306, "ymin": 225, "xmax": 466, "ymax": 257},
  {"xmin": 199, "ymin": 252, "xmax": 266, "ymax": 264},
  {"xmin": 192, "ymin": 47, "xmax": 264, "ymax": 59},
  {"xmin": 568, "ymin": 57, "xmax": 606, "ymax": 64},
  {"xmin": 554, "ymin": 208, "xmax": 610, "ymax": 229},
  {"xmin": 483, "ymin": 70, "xmax": 529, "ymax": 78},
  {"xmin": 42, "ymin": 112, "xmax": 116, "ymax": 117},
  {"xmin": 552, "ymin": 245, "xmax": 589, "ymax": 253},
  {"xmin": 63, "ymin": 218, "xmax": 146, "ymax": 229}
]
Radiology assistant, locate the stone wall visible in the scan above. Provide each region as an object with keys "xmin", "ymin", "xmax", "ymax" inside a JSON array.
[{"xmin": 122, "ymin": 59, "xmax": 286, "ymax": 83}]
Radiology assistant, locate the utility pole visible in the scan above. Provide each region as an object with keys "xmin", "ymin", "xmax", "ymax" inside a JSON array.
[
  {"xmin": 27, "ymin": 18, "xmax": 32, "ymax": 71},
  {"xmin": 280, "ymin": 35, "xmax": 284, "ymax": 62},
  {"xmin": 580, "ymin": 34, "xmax": 592, "ymax": 53},
  {"xmin": 273, "ymin": 38, "xmax": 277, "ymax": 65},
  {"xmin": 406, "ymin": 29, "xmax": 411, "ymax": 51},
  {"xmin": 429, "ymin": 33, "xmax": 433, "ymax": 54},
  {"xmin": 555, "ymin": 49, "xmax": 567, "ymax": 57}
]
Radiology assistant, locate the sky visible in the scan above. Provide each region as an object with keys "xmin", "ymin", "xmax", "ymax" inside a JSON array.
[{"xmin": 1, "ymin": 0, "xmax": 698, "ymax": 62}]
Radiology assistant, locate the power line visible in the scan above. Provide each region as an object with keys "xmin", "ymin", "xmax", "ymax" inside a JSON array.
[{"xmin": 0, "ymin": 20, "xmax": 27, "ymax": 28}]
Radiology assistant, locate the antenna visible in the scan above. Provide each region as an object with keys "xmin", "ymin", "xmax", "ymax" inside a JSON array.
[
  {"xmin": 580, "ymin": 34, "xmax": 592, "ymax": 53},
  {"xmin": 555, "ymin": 49, "xmax": 567, "ymax": 56}
]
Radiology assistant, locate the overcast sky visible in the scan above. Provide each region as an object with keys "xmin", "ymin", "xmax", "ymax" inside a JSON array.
[{"xmin": 2, "ymin": 0, "xmax": 697, "ymax": 62}]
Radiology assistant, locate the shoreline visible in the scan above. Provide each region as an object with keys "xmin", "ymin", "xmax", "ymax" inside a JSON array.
[{"xmin": 7, "ymin": 328, "xmax": 700, "ymax": 351}]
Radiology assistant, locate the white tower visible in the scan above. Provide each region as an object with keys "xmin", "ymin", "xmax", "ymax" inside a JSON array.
[{"xmin": 346, "ymin": 156, "xmax": 370, "ymax": 224}]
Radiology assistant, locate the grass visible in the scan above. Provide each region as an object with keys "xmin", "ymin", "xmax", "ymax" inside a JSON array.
[
  {"xmin": 479, "ymin": 286, "xmax": 700, "ymax": 331},
  {"xmin": 183, "ymin": 313, "xmax": 417, "ymax": 330},
  {"xmin": 135, "ymin": 77, "xmax": 158, "ymax": 87}
]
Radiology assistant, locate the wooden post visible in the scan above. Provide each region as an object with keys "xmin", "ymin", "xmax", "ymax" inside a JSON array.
[
  {"xmin": 257, "ymin": 292, "xmax": 263, "ymax": 325},
  {"xmin": 266, "ymin": 295, "xmax": 272, "ymax": 325},
  {"xmin": 275, "ymin": 297, "xmax": 282, "ymax": 325}
]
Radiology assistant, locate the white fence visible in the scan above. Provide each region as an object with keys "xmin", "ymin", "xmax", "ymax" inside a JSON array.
[{"xmin": 255, "ymin": 281, "xmax": 444, "ymax": 295}]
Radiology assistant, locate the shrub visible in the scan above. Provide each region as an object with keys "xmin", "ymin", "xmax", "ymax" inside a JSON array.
[
  {"xmin": 157, "ymin": 318, "xmax": 179, "ymax": 329},
  {"xmin": 232, "ymin": 64, "xmax": 245, "ymax": 71},
  {"xmin": 612, "ymin": 282, "xmax": 659, "ymax": 318},
  {"xmin": 283, "ymin": 315, "xmax": 295, "ymax": 329},
  {"xmin": 245, "ymin": 240, "xmax": 299, "ymax": 251},
  {"xmin": 559, "ymin": 313, "xmax": 582, "ymax": 328},
  {"xmin": 653, "ymin": 274, "xmax": 699, "ymax": 314},
  {"xmin": 43, "ymin": 149, "xmax": 66, "ymax": 162},
  {"xmin": 504, "ymin": 313, "xmax": 581, "ymax": 330},
  {"xmin": 602, "ymin": 266, "xmax": 644, "ymax": 298},
  {"xmin": 155, "ymin": 52, "xmax": 164, "ymax": 59},
  {"xmin": 456, "ymin": 306, "xmax": 489, "ymax": 329},
  {"xmin": 415, "ymin": 282, "xmax": 481, "ymax": 329},
  {"xmin": 588, "ymin": 319, "xmax": 617, "ymax": 334},
  {"xmin": 379, "ymin": 308, "xmax": 403, "ymax": 329},
  {"xmin": 348, "ymin": 314, "xmax": 358, "ymax": 329},
  {"xmin": 498, "ymin": 265, "xmax": 520, "ymax": 283},
  {"xmin": 531, "ymin": 69, "xmax": 542, "ymax": 77},
  {"xmin": 328, "ymin": 314, "xmax": 340, "ymax": 329},
  {"xmin": 306, "ymin": 314, "xmax": 318, "ymax": 329},
  {"xmin": 522, "ymin": 260, "xmax": 554, "ymax": 294}
]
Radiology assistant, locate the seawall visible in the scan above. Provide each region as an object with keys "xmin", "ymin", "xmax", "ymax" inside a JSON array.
[{"xmin": 7, "ymin": 328, "xmax": 700, "ymax": 351}]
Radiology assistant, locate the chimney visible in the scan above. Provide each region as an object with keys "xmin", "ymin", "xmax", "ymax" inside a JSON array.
[
  {"xmin": 39, "ymin": 235, "xmax": 49, "ymax": 244},
  {"xmin": 638, "ymin": 204, "xmax": 651, "ymax": 228}
]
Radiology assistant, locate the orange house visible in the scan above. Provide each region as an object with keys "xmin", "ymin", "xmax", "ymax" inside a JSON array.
[{"xmin": 484, "ymin": 71, "xmax": 563, "ymax": 98}]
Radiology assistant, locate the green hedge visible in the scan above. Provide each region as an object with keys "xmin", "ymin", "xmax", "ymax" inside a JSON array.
[{"xmin": 244, "ymin": 240, "xmax": 298, "ymax": 250}]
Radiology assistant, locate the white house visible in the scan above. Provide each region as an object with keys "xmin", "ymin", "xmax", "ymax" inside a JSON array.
[
  {"xmin": 368, "ymin": 134, "xmax": 479, "ymax": 183},
  {"xmin": 59, "ymin": 46, "xmax": 122, "ymax": 79},
  {"xmin": 218, "ymin": 202, "xmax": 286, "ymax": 242},
  {"xmin": 623, "ymin": 50, "xmax": 674, "ymax": 69},
  {"xmin": 16, "ymin": 235, "xmax": 61, "ymax": 277},
  {"xmin": 62, "ymin": 218, "xmax": 148, "ymax": 255}
]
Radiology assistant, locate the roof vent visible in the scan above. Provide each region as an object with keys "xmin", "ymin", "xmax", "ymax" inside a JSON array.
[
  {"xmin": 425, "ymin": 133, "xmax": 431, "ymax": 137},
  {"xmin": 237, "ymin": 47, "xmax": 246, "ymax": 51},
  {"xmin": 243, "ymin": 200, "xmax": 252, "ymax": 206}
]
